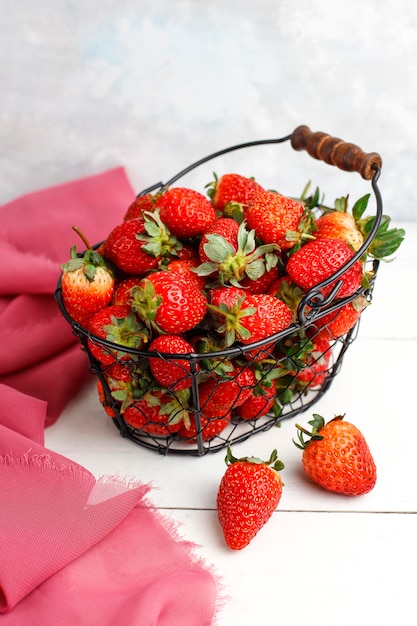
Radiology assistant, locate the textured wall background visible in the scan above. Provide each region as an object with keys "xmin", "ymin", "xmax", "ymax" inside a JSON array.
[{"xmin": 0, "ymin": 0, "xmax": 415, "ymax": 221}]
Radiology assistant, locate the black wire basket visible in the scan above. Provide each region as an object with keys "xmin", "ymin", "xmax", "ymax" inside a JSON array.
[{"xmin": 55, "ymin": 125, "xmax": 384, "ymax": 456}]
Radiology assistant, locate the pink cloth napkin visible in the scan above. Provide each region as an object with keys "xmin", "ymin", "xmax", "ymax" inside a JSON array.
[{"xmin": 0, "ymin": 171, "xmax": 220, "ymax": 624}]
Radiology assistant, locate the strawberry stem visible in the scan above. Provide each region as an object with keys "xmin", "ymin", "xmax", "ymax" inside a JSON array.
[{"xmin": 72, "ymin": 225, "xmax": 92, "ymax": 250}]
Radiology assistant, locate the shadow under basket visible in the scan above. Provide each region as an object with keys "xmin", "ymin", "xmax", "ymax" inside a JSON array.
[{"xmin": 55, "ymin": 125, "xmax": 384, "ymax": 456}]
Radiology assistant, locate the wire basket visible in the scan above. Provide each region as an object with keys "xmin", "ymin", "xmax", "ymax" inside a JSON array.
[{"xmin": 55, "ymin": 125, "xmax": 384, "ymax": 456}]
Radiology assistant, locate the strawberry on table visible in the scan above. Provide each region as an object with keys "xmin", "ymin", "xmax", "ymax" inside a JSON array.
[
  {"xmin": 61, "ymin": 226, "xmax": 115, "ymax": 327},
  {"xmin": 155, "ymin": 187, "xmax": 217, "ymax": 239},
  {"xmin": 294, "ymin": 414, "xmax": 377, "ymax": 496},
  {"xmin": 217, "ymin": 447, "xmax": 284, "ymax": 550}
]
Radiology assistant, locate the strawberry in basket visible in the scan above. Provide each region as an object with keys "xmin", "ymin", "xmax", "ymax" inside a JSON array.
[{"xmin": 61, "ymin": 227, "xmax": 115, "ymax": 327}]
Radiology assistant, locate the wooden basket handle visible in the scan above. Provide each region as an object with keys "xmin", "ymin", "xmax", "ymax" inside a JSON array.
[{"xmin": 291, "ymin": 125, "xmax": 382, "ymax": 180}]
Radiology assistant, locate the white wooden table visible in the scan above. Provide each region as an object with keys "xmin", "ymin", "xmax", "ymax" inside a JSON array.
[{"xmin": 46, "ymin": 221, "xmax": 416, "ymax": 626}]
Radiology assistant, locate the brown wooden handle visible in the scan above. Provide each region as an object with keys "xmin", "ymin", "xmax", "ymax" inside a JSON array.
[{"xmin": 291, "ymin": 125, "xmax": 382, "ymax": 180}]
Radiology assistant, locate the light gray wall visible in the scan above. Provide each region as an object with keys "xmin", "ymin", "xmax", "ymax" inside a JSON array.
[{"xmin": 1, "ymin": 0, "xmax": 415, "ymax": 221}]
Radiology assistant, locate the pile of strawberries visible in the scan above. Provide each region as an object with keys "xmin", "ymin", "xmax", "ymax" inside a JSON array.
[{"xmin": 59, "ymin": 172, "xmax": 404, "ymax": 447}]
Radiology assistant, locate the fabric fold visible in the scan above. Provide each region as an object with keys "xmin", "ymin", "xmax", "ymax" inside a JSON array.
[{"xmin": 0, "ymin": 170, "xmax": 220, "ymax": 625}]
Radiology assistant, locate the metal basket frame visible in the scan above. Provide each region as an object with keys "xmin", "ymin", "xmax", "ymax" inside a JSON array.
[{"xmin": 55, "ymin": 132, "xmax": 383, "ymax": 456}]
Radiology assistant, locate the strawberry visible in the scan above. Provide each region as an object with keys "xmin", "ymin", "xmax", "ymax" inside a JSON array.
[
  {"xmin": 102, "ymin": 362, "xmax": 153, "ymax": 413},
  {"xmin": 234, "ymin": 378, "xmax": 277, "ymax": 421},
  {"xmin": 165, "ymin": 258, "xmax": 207, "ymax": 291},
  {"xmin": 311, "ymin": 295, "xmax": 368, "ymax": 341},
  {"xmin": 131, "ymin": 270, "xmax": 208, "ymax": 334},
  {"xmin": 198, "ymin": 364, "xmax": 258, "ymax": 418},
  {"xmin": 123, "ymin": 388, "xmax": 190, "ymax": 436},
  {"xmin": 208, "ymin": 288, "xmax": 292, "ymax": 358},
  {"xmin": 217, "ymin": 447, "xmax": 284, "ymax": 550},
  {"xmin": 112, "ymin": 277, "xmax": 143, "ymax": 305},
  {"xmin": 315, "ymin": 211, "xmax": 364, "ymax": 251},
  {"xmin": 61, "ymin": 227, "xmax": 115, "ymax": 327},
  {"xmin": 177, "ymin": 413, "xmax": 231, "ymax": 442},
  {"xmin": 104, "ymin": 210, "xmax": 182, "ymax": 275},
  {"xmin": 124, "ymin": 192, "xmax": 158, "ymax": 221},
  {"xmin": 286, "ymin": 238, "xmax": 363, "ymax": 299},
  {"xmin": 198, "ymin": 218, "xmax": 240, "ymax": 264},
  {"xmin": 195, "ymin": 218, "xmax": 280, "ymax": 289},
  {"xmin": 277, "ymin": 331, "xmax": 332, "ymax": 389},
  {"xmin": 244, "ymin": 190, "xmax": 308, "ymax": 250},
  {"xmin": 239, "ymin": 293, "xmax": 293, "ymax": 360},
  {"xmin": 87, "ymin": 304, "xmax": 149, "ymax": 366},
  {"xmin": 155, "ymin": 187, "xmax": 217, "ymax": 239},
  {"xmin": 148, "ymin": 334, "xmax": 197, "ymax": 391},
  {"xmin": 311, "ymin": 192, "xmax": 405, "ymax": 260},
  {"xmin": 96, "ymin": 380, "xmax": 116, "ymax": 417},
  {"xmin": 294, "ymin": 414, "xmax": 377, "ymax": 496},
  {"xmin": 206, "ymin": 172, "xmax": 264, "ymax": 213},
  {"xmin": 103, "ymin": 217, "xmax": 158, "ymax": 275}
]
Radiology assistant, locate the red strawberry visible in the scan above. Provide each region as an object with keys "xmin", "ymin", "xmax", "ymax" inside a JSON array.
[
  {"xmin": 217, "ymin": 447, "xmax": 284, "ymax": 550},
  {"xmin": 155, "ymin": 187, "xmax": 216, "ymax": 239},
  {"xmin": 311, "ymin": 295, "xmax": 368, "ymax": 341},
  {"xmin": 123, "ymin": 192, "xmax": 158, "ymax": 221},
  {"xmin": 165, "ymin": 258, "xmax": 206, "ymax": 291},
  {"xmin": 104, "ymin": 210, "xmax": 182, "ymax": 275},
  {"xmin": 112, "ymin": 277, "xmax": 143, "ymax": 306},
  {"xmin": 244, "ymin": 190, "xmax": 306, "ymax": 250},
  {"xmin": 123, "ymin": 388, "xmax": 190, "ymax": 436},
  {"xmin": 148, "ymin": 334, "xmax": 197, "ymax": 391},
  {"xmin": 131, "ymin": 270, "xmax": 208, "ymax": 334},
  {"xmin": 103, "ymin": 217, "xmax": 159, "ymax": 275},
  {"xmin": 198, "ymin": 365, "xmax": 257, "ymax": 418},
  {"xmin": 87, "ymin": 304, "xmax": 149, "ymax": 366},
  {"xmin": 235, "ymin": 379, "xmax": 277, "ymax": 420},
  {"xmin": 198, "ymin": 218, "xmax": 240, "ymax": 264},
  {"xmin": 61, "ymin": 227, "xmax": 115, "ymax": 327},
  {"xmin": 286, "ymin": 238, "xmax": 363, "ymax": 299},
  {"xmin": 206, "ymin": 172, "xmax": 264, "ymax": 213},
  {"xmin": 195, "ymin": 218, "xmax": 280, "ymax": 290},
  {"xmin": 279, "ymin": 332, "xmax": 332, "ymax": 389},
  {"xmin": 208, "ymin": 288, "xmax": 292, "ymax": 357},
  {"xmin": 96, "ymin": 380, "xmax": 117, "ymax": 417},
  {"xmin": 294, "ymin": 414, "xmax": 377, "ymax": 496},
  {"xmin": 239, "ymin": 293, "xmax": 293, "ymax": 360},
  {"xmin": 177, "ymin": 413, "xmax": 230, "ymax": 442},
  {"xmin": 239, "ymin": 266, "xmax": 279, "ymax": 294}
]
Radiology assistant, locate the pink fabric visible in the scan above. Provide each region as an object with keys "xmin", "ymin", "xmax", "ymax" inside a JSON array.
[
  {"xmin": 0, "ymin": 167, "xmax": 135, "ymax": 425},
  {"xmin": 0, "ymin": 173, "xmax": 220, "ymax": 625}
]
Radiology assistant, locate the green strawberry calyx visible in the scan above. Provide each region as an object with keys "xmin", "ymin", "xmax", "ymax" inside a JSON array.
[
  {"xmin": 195, "ymin": 220, "xmax": 280, "ymax": 288},
  {"xmin": 207, "ymin": 295, "xmax": 256, "ymax": 347},
  {"xmin": 61, "ymin": 226, "xmax": 112, "ymax": 282},
  {"xmin": 294, "ymin": 413, "xmax": 345, "ymax": 449},
  {"xmin": 225, "ymin": 445, "xmax": 285, "ymax": 472},
  {"xmin": 101, "ymin": 313, "xmax": 150, "ymax": 355},
  {"xmin": 135, "ymin": 209, "xmax": 183, "ymax": 260},
  {"xmin": 130, "ymin": 279, "xmax": 163, "ymax": 333}
]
